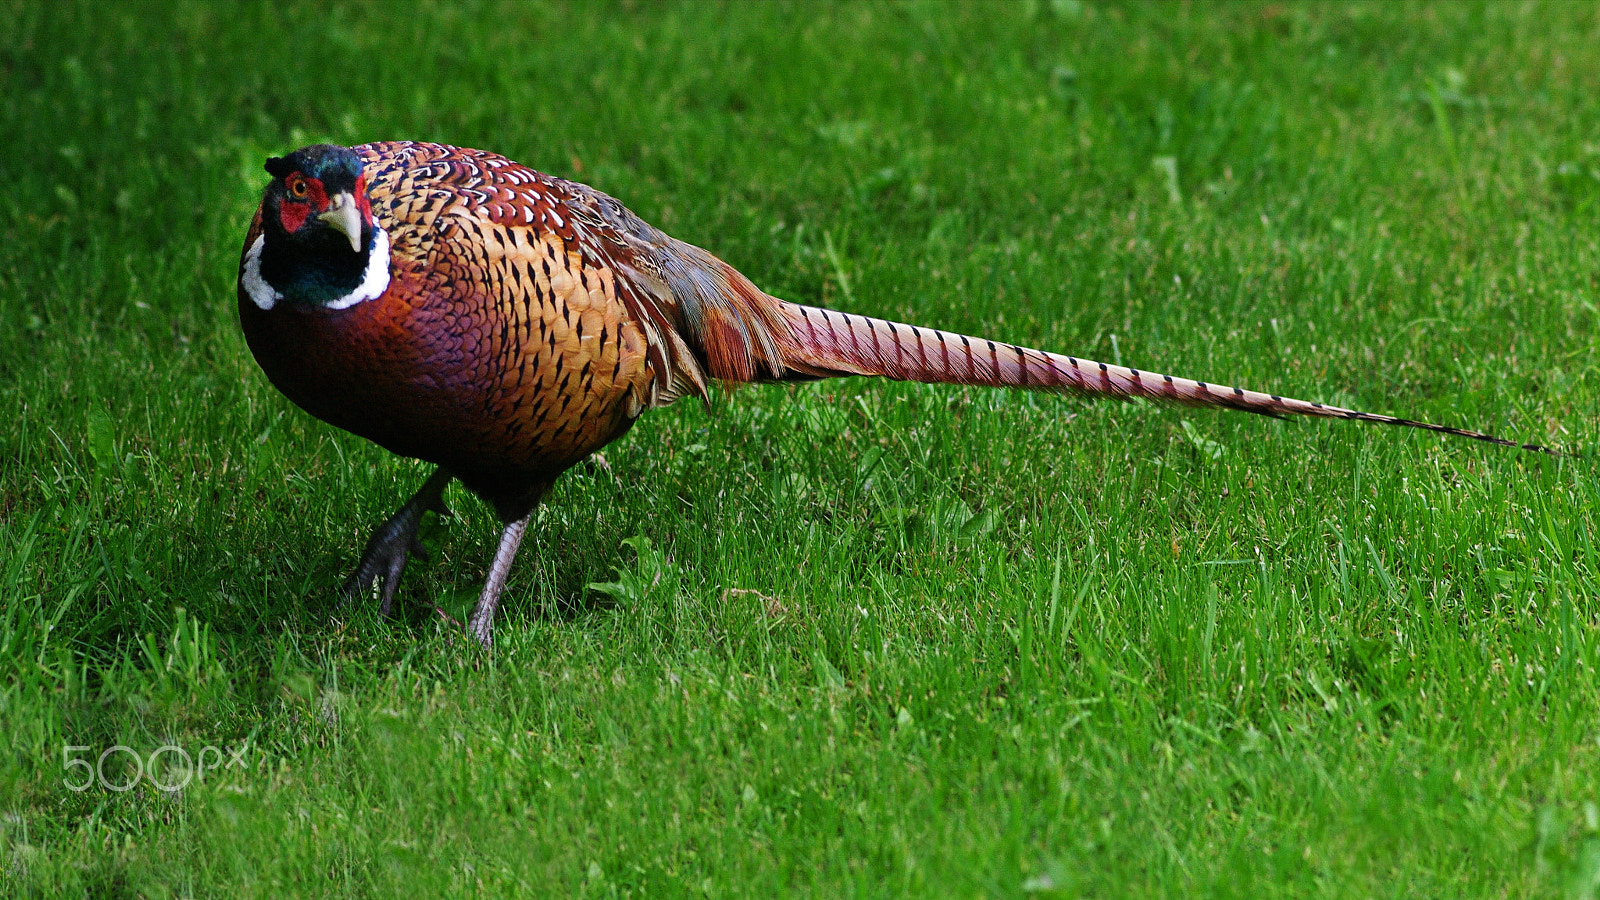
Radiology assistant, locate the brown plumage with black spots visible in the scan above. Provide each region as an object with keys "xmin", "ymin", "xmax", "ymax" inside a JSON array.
[{"xmin": 238, "ymin": 141, "xmax": 1553, "ymax": 648}]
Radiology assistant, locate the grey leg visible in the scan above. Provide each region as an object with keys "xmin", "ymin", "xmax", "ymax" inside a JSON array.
[
  {"xmin": 341, "ymin": 467, "xmax": 453, "ymax": 616},
  {"xmin": 466, "ymin": 514, "xmax": 530, "ymax": 650}
]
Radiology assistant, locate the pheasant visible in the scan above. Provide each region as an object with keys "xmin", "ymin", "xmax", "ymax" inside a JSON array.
[{"xmin": 237, "ymin": 141, "xmax": 1549, "ymax": 648}]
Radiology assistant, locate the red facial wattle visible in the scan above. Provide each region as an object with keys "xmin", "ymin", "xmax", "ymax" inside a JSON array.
[{"xmin": 277, "ymin": 175, "xmax": 331, "ymax": 234}]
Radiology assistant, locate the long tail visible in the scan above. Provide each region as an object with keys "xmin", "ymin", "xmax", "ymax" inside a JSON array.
[
  {"xmin": 767, "ymin": 301, "xmax": 1553, "ymax": 454},
  {"xmin": 630, "ymin": 237, "xmax": 1551, "ymax": 453}
]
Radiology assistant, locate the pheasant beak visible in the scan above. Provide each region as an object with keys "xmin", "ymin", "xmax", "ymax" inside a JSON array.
[{"xmin": 319, "ymin": 191, "xmax": 364, "ymax": 253}]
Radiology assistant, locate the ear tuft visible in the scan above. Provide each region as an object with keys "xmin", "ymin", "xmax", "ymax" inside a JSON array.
[{"xmin": 264, "ymin": 156, "xmax": 295, "ymax": 179}]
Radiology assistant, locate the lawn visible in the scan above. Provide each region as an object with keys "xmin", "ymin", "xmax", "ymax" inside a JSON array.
[{"xmin": 3, "ymin": 0, "xmax": 1600, "ymax": 895}]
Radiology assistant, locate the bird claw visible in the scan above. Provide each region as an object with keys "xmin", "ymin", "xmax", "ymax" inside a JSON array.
[
  {"xmin": 339, "ymin": 518, "xmax": 420, "ymax": 617},
  {"xmin": 337, "ymin": 469, "xmax": 453, "ymax": 618}
]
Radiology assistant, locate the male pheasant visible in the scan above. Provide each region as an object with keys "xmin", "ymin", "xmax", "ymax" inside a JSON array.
[{"xmin": 238, "ymin": 141, "xmax": 1548, "ymax": 648}]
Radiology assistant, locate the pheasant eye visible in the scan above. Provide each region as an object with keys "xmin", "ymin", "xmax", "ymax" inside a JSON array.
[{"xmin": 288, "ymin": 177, "xmax": 308, "ymax": 199}]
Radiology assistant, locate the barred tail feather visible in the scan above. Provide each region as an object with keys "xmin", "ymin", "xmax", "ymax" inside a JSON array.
[{"xmin": 773, "ymin": 301, "xmax": 1553, "ymax": 454}]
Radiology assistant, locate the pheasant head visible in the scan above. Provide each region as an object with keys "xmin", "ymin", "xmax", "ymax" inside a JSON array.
[{"xmin": 241, "ymin": 143, "xmax": 391, "ymax": 311}]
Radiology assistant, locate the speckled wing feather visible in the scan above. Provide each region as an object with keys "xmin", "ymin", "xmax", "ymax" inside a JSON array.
[
  {"xmin": 349, "ymin": 143, "xmax": 662, "ymax": 480},
  {"xmin": 358, "ymin": 141, "xmax": 800, "ymax": 412}
]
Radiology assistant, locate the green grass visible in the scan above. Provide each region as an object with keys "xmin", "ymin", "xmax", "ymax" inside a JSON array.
[{"xmin": 4, "ymin": 0, "xmax": 1600, "ymax": 895}]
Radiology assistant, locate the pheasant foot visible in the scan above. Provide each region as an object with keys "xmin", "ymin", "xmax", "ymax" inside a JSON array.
[{"xmin": 341, "ymin": 467, "xmax": 454, "ymax": 616}]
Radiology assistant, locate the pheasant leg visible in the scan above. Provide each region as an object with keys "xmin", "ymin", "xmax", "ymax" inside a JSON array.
[
  {"xmin": 466, "ymin": 515, "xmax": 530, "ymax": 649},
  {"xmin": 341, "ymin": 467, "xmax": 453, "ymax": 616}
]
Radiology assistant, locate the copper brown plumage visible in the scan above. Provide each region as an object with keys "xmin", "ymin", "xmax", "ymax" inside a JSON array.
[{"xmin": 237, "ymin": 141, "xmax": 1551, "ymax": 648}]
